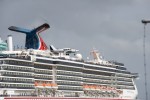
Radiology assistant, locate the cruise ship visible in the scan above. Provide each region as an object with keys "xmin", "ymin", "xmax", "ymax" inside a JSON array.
[{"xmin": 0, "ymin": 23, "xmax": 138, "ymax": 100}]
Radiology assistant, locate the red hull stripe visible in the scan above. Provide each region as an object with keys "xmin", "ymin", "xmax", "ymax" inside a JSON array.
[{"xmin": 4, "ymin": 97, "xmax": 132, "ymax": 100}]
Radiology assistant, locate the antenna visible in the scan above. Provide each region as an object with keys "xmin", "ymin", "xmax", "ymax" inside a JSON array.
[{"xmin": 141, "ymin": 19, "xmax": 150, "ymax": 100}]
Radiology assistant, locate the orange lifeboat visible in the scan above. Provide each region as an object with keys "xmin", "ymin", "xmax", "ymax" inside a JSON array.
[
  {"xmin": 34, "ymin": 81, "xmax": 38, "ymax": 86},
  {"xmin": 37, "ymin": 81, "xmax": 43, "ymax": 87},
  {"xmin": 98, "ymin": 85, "xmax": 102, "ymax": 90},
  {"xmin": 47, "ymin": 83, "xmax": 52, "ymax": 87},
  {"xmin": 83, "ymin": 85, "xmax": 85, "ymax": 88},
  {"xmin": 91, "ymin": 85, "xmax": 95, "ymax": 89},
  {"xmin": 51, "ymin": 83, "xmax": 58, "ymax": 88},
  {"xmin": 102, "ymin": 86, "xmax": 107, "ymax": 90},
  {"xmin": 93, "ymin": 85, "xmax": 97, "ymax": 89},
  {"xmin": 86, "ymin": 85, "xmax": 90, "ymax": 90},
  {"xmin": 42, "ymin": 82, "xmax": 46, "ymax": 87},
  {"xmin": 89, "ymin": 85, "xmax": 93, "ymax": 89},
  {"xmin": 83, "ymin": 85, "xmax": 88, "ymax": 89}
]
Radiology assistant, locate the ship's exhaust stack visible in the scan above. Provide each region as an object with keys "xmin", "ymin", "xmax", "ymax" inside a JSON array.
[
  {"xmin": 8, "ymin": 23, "xmax": 50, "ymax": 50},
  {"xmin": 7, "ymin": 35, "xmax": 13, "ymax": 51}
]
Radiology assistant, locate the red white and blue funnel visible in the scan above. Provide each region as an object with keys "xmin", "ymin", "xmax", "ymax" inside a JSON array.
[{"xmin": 8, "ymin": 23, "xmax": 50, "ymax": 50}]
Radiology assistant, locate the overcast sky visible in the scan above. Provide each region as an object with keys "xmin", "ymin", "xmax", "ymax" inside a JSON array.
[{"xmin": 0, "ymin": 0, "xmax": 150, "ymax": 99}]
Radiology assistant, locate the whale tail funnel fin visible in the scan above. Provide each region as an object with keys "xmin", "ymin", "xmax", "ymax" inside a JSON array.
[
  {"xmin": 33, "ymin": 23, "xmax": 50, "ymax": 34},
  {"xmin": 8, "ymin": 26, "xmax": 31, "ymax": 34}
]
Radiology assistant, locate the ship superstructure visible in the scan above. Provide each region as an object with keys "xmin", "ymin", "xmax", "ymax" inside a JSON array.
[{"xmin": 0, "ymin": 23, "xmax": 138, "ymax": 99}]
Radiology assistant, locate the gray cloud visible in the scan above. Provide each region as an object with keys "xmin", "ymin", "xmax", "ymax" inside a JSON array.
[{"xmin": 0, "ymin": 0, "xmax": 150, "ymax": 99}]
